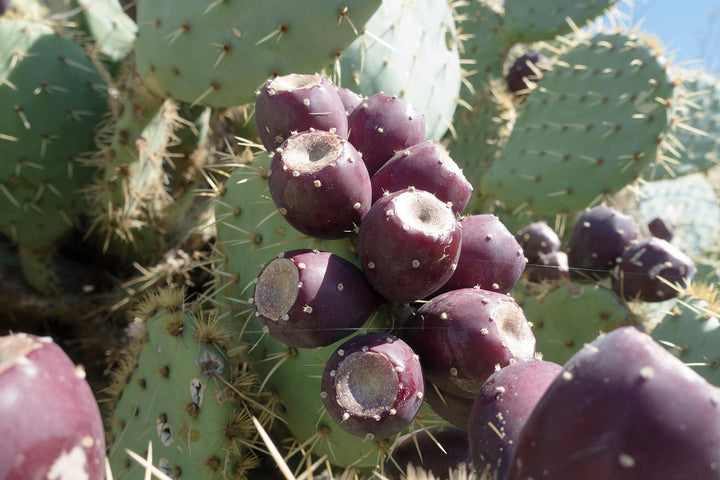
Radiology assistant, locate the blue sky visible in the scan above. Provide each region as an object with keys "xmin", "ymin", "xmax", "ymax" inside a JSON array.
[{"xmin": 624, "ymin": 0, "xmax": 720, "ymax": 73}]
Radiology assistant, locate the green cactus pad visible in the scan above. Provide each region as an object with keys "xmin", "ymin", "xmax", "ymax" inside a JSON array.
[
  {"xmin": 135, "ymin": 0, "xmax": 381, "ymax": 108},
  {"xmin": 71, "ymin": 0, "xmax": 137, "ymax": 63},
  {"xmin": 107, "ymin": 288, "xmax": 262, "ymax": 479},
  {"xmin": 0, "ymin": 18, "xmax": 106, "ymax": 249},
  {"xmin": 480, "ymin": 31, "xmax": 675, "ymax": 215},
  {"xmin": 337, "ymin": 0, "xmax": 461, "ymax": 140},
  {"xmin": 503, "ymin": 0, "xmax": 619, "ymax": 43},
  {"xmin": 213, "ymin": 154, "xmax": 392, "ymax": 469},
  {"xmin": 521, "ymin": 281, "xmax": 637, "ymax": 364},
  {"xmin": 645, "ymin": 68, "xmax": 720, "ymax": 180},
  {"xmin": 633, "ymin": 173, "xmax": 720, "ymax": 258},
  {"xmin": 650, "ymin": 291, "xmax": 720, "ymax": 387}
]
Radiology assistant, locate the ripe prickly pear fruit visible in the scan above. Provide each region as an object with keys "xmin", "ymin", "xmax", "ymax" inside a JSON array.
[
  {"xmin": 612, "ymin": 237, "xmax": 695, "ymax": 302},
  {"xmin": 647, "ymin": 216, "xmax": 675, "ymax": 241},
  {"xmin": 439, "ymin": 214, "xmax": 526, "ymax": 294},
  {"xmin": 567, "ymin": 205, "xmax": 640, "ymax": 281},
  {"xmin": 252, "ymin": 249, "xmax": 378, "ymax": 348},
  {"xmin": 423, "ymin": 381, "xmax": 475, "ymax": 428},
  {"xmin": 335, "ymin": 85, "xmax": 364, "ymax": 116},
  {"xmin": 255, "ymin": 73, "xmax": 348, "ymax": 152},
  {"xmin": 357, "ymin": 188, "xmax": 462, "ymax": 303},
  {"xmin": 371, "ymin": 141, "xmax": 472, "ymax": 215},
  {"xmin": 506, "ymin": 326, "xmax": 720, "ymax": 480},
  {"xmin": 384, "ymin": 425, "xmax": 471, "ymax": 480},
  {"xmin": 347, "ymin": 92, "xmax": 426, "ymax": 175},
  {"xmin": 0, "ymin": 333, "xmax": 105, "ymax": 480},
  {"xmin": 516, "ymin": 221, "xmax": 561, "ymax": 263},
  {"xmin": 320, "ymin": 332, "xmax": 425, "ymax": 440},
  {"xmin": 527, "ymin": 250, "xmax": 570, "ymax": 283},
  {"xmin": 505, "ymin": 50, "xmax": 549, "ymax": 94},
  {"xmin": 401, "ymin": 288, "xmax": 536, "ymax": 398},
  {"xmin": 268, "ymin": 129, "xmax": 371, "ymax": 239},
  {"xmin": 0, "ymin": 0, "xmax": 9, "ymax": 14},
  {"xmin": 468, "ymin": 359, "xmax": 562, "ymax": 480}
]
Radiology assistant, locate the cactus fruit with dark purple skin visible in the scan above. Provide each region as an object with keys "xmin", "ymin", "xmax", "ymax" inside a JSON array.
[
  {"xmin": 347, "ymin": 92, "xmax": 426, "ymax": 175},
  {"xmin": 0, "ymin": 333, "xmax": 106, "ymax": 480},
  {"xmin": 268, "ymin": 129, "xmax": 371, "ymax": 239},
  {"xmin": 505, "ymin": 50, "xmax": 549, "ymax": 94},
  {"xmin": 401, "ymin": 288, "xmax": 536, "ymax": 398},
  {"xmin": 647, "ymin": 216, "xmax": 675, "ymax": 241},
  {"xmin": 567, "ymin": 205, "xmax": 641, "ymax": 281},
  {"xmin": 252, "ymin": 249, "xmax": 378, "ymax": 348},
  {"xmin": 468, "ymin": 359, "xmax": 563, "ymax": 480},
  {"xmin": 506, "ymin": 327, "xmax": 720, "ymax": 480},
  {"xmin": 423, "ymin": 381, "xmax": 475, "ymax": 429},
  {"xmin": 335, "ymin": 85, "xmax": 364, "ymax": 117},
  {"xmin": 0, "ymin": 0, "xmax": 9, "ymax": 15},
  {"xmin": 516, "ymin": 221, "xmax": 561, "ymax": 263},
  {"xmin": 527, "ymin": 250, "xmax": 570, "ymax": 283},
  {"xmin": 255, "ymin": 74, "xmax": 349, "ymax": 152},
  {"xmin": 439, "ymin": 214, "xmax": 527, "ymax": 294},
  {"xmin": 612, "ymin": 237, "xmax": 696, "ymax": 302},
  {"xmin": 320, "ymin": 332, "xmax": 425, "ymax": 440},
  {"xmin": 370, "ymin": 141, "xmax": 473, "ymax": 215},
  {"xmin": 384, "ymin": 425, "xmax": 471, "ymax": 480},
  {"xmin": 357, "ymin": 188, "xmax": 462, "ymax": 303}
]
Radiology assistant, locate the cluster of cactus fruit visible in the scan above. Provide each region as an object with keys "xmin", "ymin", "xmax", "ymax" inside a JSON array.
[{"xmin": 2, "ymin": 0, "xmax": 720, "ymax": 479}]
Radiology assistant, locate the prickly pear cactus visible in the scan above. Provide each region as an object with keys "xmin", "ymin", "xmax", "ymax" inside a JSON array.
[
  {"xmin": 0, "ymin": 17, "xmax": 107, "ymax": 292},
  {"xmin": 107, "ymin": 287, "xmax": 263, "ymax": 479},
  {"xmin": 520, "ymin": 281, "xmax": 638, "ymax": 364},
  {"xmin": 503, "ymin": 0, "xmax": 619, "ymax": 43},
  {"xmin": 135, "ymin": 0, "xmax": 381, "ymax": 107},
  {"xmin": 213, "ymin": 153, "xmax": 392, "ymax": 469},
  {"xmin": 480, "ymin": 31, "xmax": 675, "ymax": 215},
  {"xmin": 650, "ymin": 288, "xmax": 720, "ymax": 387},
  {"xmin": 337, "ymin": 0, "xmax": 462, "ymax": 140},
  {"xmin": 644, "ymin": 68, "xmax": 720, "ymax": 180},
  {"xmin": 70, "ymin": 0, "xmax": 137, "ymax": 63}
]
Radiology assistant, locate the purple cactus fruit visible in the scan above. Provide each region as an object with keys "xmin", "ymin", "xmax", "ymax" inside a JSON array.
[
  {"xmin": 423, "ymin": 381, "xmax": 475, "ymax": 429},
  {"xmin": 567, "ymin": 205, "xmax": 640, "ymax": 281},
  {"xmin": 438, "ymin": 214, "xmax": 527, "ymax": 294},
  {"xmin": 527, "ymin": 250, "xmax": 570, "ymax": 283},
  {"xmin": 370, "ymin": 141, "xmax": 473, "ymax": 215},
  {"xmin": 0, "ymin": 0, "xmax": 10, "ymax": 15},
  {"xmin": 506, "ymin": 50, "xmax": 549, "ymax": 94},
  {"xmin": 0, "ymin": 333, "xmax": 106, "ymax": 480},
  {"xmin": 647, "ymin": 216, "xmax": 675, "ymax": 242},
  {"xmin": 347, "ymin": 92, "xmax": 426, "ymax": 175},
  {"xmin": 268, "ymin": 129, "xmax": 372, "ymax": 239},
  {"xmin": 335, "ymin": 85, "xmax": 364, "ymax": 117},
  {"xmin": 612, "ymin": 237, "xmax": 695, "ymax": 302},
  {"xmin": 516, "ymin": 221, "xmax": 561, "ymax": 263},
  {"xmin": 356, "ymin": 188, "xmax": 462, "ymax": 303},
  {"xmin": 401, "ymin": 288, "xmax": 536, "ymax": 398},
  {"xmin": 252, "ymin": 249, "xmax": 378, "ymax": 348},
  {"xmin": 468, "ymin": 359, "xmax": 563, "ymax": 480},
  {"xmin": 255, "ymin": 73, "xmax": 348, "ymax": 152},
  {"xmin": 384, "ymin": 425, "xmax": 471, "ymax": 480},
  {"xmin": 506, "ymin": 326, "xmax": 720, "ymax": 480},
  {"xmin": 320, "ymin": 332, "xmax": 425, "ymax": 440}
]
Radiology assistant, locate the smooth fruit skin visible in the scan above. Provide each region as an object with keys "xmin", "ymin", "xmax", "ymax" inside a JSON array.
[
  {"xmin": 255, "ymin": 74, "xmax": 348, "ymax": 152},
  {"xmin": 516, "ymin": 221, "xmax": 561, "ymax": 263},
  {"xmin": 0, "ymin": 333, "xmax": 105, "ymax": 480},
  {"xmin": 252, "ymin": 249, "xmax": 378, "ymax": 348},
  {"xmin": 506, "ymin": 327, "xmax": 720, "ymax": 480},
  {"xmin": 268, "ymin": 129, "xmax": 371, "ymax": 239},
  {"xmin": 357, "ymin": 188, "xmax": 462, "ymax": 303},
  {"xmin": 401, "ymin": 288, "xmax": 536, "ymax": 398},
  {"xmin": 320, "ymin": 332, "xmax": 425, "ymax": 440},
  {"xmin": 468, "ymin": 359, "xmax": 563, "ymax": 480}
]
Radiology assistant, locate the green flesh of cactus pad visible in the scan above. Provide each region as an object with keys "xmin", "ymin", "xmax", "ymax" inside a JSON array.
[
  {"xmin": 337, "ymin": 0, "xmax": 462, "ymax": 140},
  {"xmin": 503, "ymin": 0, "xmax": 619, "ymax": 43},
  {"xmin": 214, "ymin": 154, "xmax": 392, "ymax": 469},
  {"xmin": 135, "ymin": 0, "xmax": 381, "ymax": 108},
  {"xmin": 0, "ymin": 19, "xmax": 106, "ymax": 249},
  {"xmin": 480, "ymin": 31, "xmax": 674, "ymax": 215}
]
